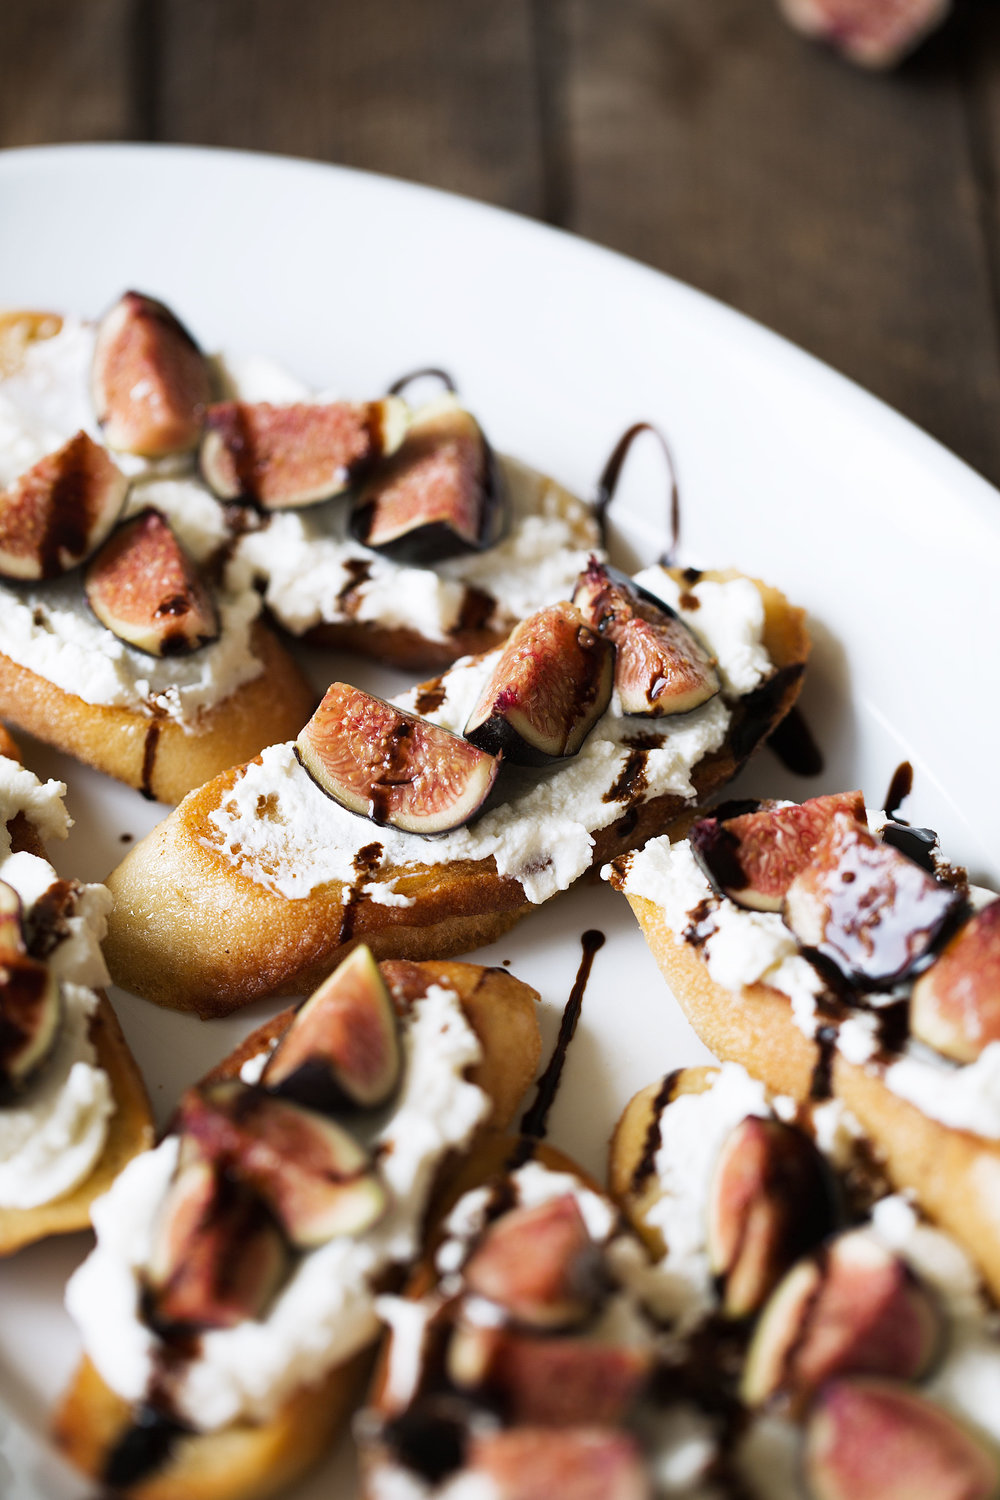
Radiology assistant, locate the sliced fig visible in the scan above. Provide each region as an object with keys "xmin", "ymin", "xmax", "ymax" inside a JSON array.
[
  {"xmin": 296, "ymin": 682, "xmax": 499, "ymax": 835},
  {"xmin": 91, "ymin": 291, "xmax": 213, "ymax": 456},
  {"xmin": 448, "ymin": 1323, "xmax": 651, "ymax": 1427},
  {"xmin": 200, "ymin": 397, "xmax": 407, "ymax": 509},
  {"xmin": 262, "ymin": 944, "xmax": 401, "ymax": 1113},
  {"xmin": 146, "ymin": 1153, "xmax": 288, "ymax": 1331},
  {"xmin": 778, "ymin": 0, "xmax": 951, "ymax": 70},
  {"xmin": 783, "ymin": 812, "xmax": 962, "ymax": 987},
  {"xmin": 350, "ymin": 397, "xmax": 505, "ymax": 561},
  {"xmin": 466, "ymin": 1428, "xmax": 649, "ymax": 1500},
  {"xmin": 707, "ymin": 1115, "xmax": 838, "ymax": 1319},
  {"xmin": 84, "ymin": 508, "xmax": 219, "ymax": 657},
  {"xmin": 805, "ymin": 1378, "xmax": 998, "ymax": 1500},
  {"xmin": 177, "ymin": 1081, "xmax": 386, "ymax": 1248},
  {"xmin": 0, "ymin": 954, "xmax": 62, "ymax": 1100},
  {"xmin": 0, "ymin": 431, "xmax": 128, "ymax": 581},
  {"xmin": 462, "ymin": 1194, "xmax": 602, "ymax": 1329},
  {"xmin": 910, "ymin": 900, "xmax": 1000, "ymax": 1063},
  {"xmin": 464, "ymin": 603, "xmax": 614, "ymax": 765},
  {"xmin": 0, "ymin": 881, "xmax": 25, "ymax": 959},
  {"xmin": 691, "ymin": 793, "xmax": 866, "ymax": 913},
  {"xmin": 572, "ymin": 558, "xmax": 720, "ymax": 717},
  {"xmin": 741, "ymin": 1228, "xmax": 943, "ymax": 1411}
]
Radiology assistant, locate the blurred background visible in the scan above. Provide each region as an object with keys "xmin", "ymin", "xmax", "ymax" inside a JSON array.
[{"xmin": 2, "ymin": 0, "xmax": 1000, "ymax": 483}]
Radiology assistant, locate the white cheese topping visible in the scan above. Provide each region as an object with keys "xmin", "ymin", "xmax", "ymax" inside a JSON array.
[
  {"xmin": 66, "ymin": 983, "xmax": 490, "ymax": 1430},
  {"xmin": 0, "ymin": 754, "xmax": 114, "ymax": 1208}
]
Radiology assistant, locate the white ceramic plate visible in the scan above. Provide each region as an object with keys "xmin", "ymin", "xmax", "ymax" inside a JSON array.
[{"xmin": 1, "ymin": 143, "xmax": 999, "ymax": 1498}]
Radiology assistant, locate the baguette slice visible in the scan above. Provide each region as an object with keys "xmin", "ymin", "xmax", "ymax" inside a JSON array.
[
  {"xmin": 104, "ymin": 570, "xmax": 809, "ymax": 1017},
  {"xmin": 618, "ymin": 885, "xmax": 1000, "ymax": 1304},
  {"xmin": 53, "ymin": 957, "xmax": 541, "ymax": 1500}
]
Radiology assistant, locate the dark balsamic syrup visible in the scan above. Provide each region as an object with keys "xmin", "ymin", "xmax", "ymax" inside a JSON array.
[
  {"xmin": 884, "ymin": 760, "xmax": 914, "ymax": 820},
  {"xmin": 386, "ymin": 368, "xmax": 458, "ymax": 398},
  {"xmin": 339, "ymin": 842, "xmax": 384, "ymax": 943},
  {"xmin": 140, "ymin": 722, "xmax": 161, "ymax": 801},
  {"xmin": 881, "ymin": 822, "xmax": 937, "ymax": 874},
  {"xmin": 414, "ymin": 681, "xmax": 447, "ymax": 715},
  {"xmin": 336, "ymin": 557, "xmax": 372, "ymax": 616},
  {"xmin": 592, "ymin": 423, "xmax": 680, "ymax": 564},
  {"xmin": 630, "ymin": 1071, "xmax": 682, "ymax": 1191},
  {"xmin": 456, "ymin": 586, "xmax": 494, "ymax": 633},
  {"xmin": 103, "ymin": 1403, "xmax": 191, "ymax": 1488},
  {"xmin": 519, "ymin": 930, "xmax": 606, "ymax": 1138},
  {"xmin": 24, "ymin": 878, "xmax": 78, "ymax": 958},
  {"xmin": 602, "ymin": 748, "xmax": 649, "ymax": 805},
  {"xmin": 809, "ymin": 1023, "xmax": 840, "ymax": 1101},
  {"xmin": 766, "ymin": 705, "xmax": 824, "ymax": 777}
]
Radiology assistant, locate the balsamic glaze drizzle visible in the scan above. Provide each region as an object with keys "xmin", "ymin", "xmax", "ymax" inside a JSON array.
[
  {"xmin": 592, "ymin": 423, "xmax": 680, "ymax": 564},
  {"xmin": 520, "ymin": 930, "xmax": 605, "ymax": 1138},
  {"xmin": 884, "ymin": 760, "xmax": 914, "ymax": 821},
  {"xmin": 386, "ymin": 367, "xmax": 458, "ymax": 398},
  {"xmin": 140, "ymin": 721, "xmax": 161, "ymax": 801}
]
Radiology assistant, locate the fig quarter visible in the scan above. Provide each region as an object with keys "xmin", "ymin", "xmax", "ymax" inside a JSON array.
[{"xmin": 91, "ymin": 291, "xmax": 212, "ymax": 457}]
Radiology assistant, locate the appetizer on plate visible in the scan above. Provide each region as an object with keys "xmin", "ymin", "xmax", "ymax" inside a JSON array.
[
  {"xmin": 54, "ymin": 947, "xmax": 541, "ymax": 1500},
  {"xmin": 605, "ymin": 793, "xmax": 1000, "ymax": 1298},
  {"xmin": 0, "ymin": 732, "xmax": 152, "ymax": 1254},
  {"xmin": 103, "ymin": 561, "xmax": 809, "ymax": 1016}
]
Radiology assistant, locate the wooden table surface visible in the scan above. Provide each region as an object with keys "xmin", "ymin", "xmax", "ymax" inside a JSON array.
[{"xmin": 3, "ymin": 0, "xmax": 1000, "ymax": 486}]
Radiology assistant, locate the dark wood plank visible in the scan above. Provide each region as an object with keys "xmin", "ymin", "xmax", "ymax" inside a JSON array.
[
  {"xmin": 0, "ymin": 0, "xmax": 135, "ymax": 147},
  {"xmin": 557, "ymin": 0, "xmax": 1000, "ymax": 484},
  {"xmin": 152, "ymin": 0, "xmax": 544, "ymax": 214}
]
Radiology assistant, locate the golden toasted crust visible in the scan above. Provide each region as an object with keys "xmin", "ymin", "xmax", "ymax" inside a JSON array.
[
  {"xmin": 625, "ymin": 891, "xmax": 1000, "ymax": 1304},
  {"xmin": 0, "ymin": 623, "xmax": 317, "ymax": 806},
  {"xmin": 53, "ymin": 960, "xmax": 541, "ymax": 1500},
  {"xmin": 0, "ymin": 308, "xmax": 63, "ymax": 374},
  {"xmin": 104, "ymin": 574, "xmax": 809, "ymax": 1017}
]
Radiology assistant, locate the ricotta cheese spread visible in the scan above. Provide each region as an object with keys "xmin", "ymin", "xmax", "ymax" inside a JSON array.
[
  {"xmin": 609, "ymin": 824, "xmax": 1000, "ymax": 1140},
  {"xmin": 0, "ymin": 755, "xmax": 114, "ymax": 1209},
  {"xmin": 203, "ymin": 569, "xmax": 772, "ymax": 906},
  {"xmin": 66, "ymin": 982, "xmax": 490, "ymax": 1430}
]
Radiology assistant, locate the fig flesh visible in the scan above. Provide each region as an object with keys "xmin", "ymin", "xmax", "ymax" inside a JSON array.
[
  {"xmin": 0, "ymin": 431, "xmax": 128, "ymax": 581},
  {"xmin": 805, "ymin": 1378, "xmax": 998, "ymax": 1500},
  {"xmin": 741, "ymin": 1228, "xmax": 943, "ymax": 1410},
  {"xmin": 572, "ymin": 559, "xmax": 720, "ymax": 717},
  {"xmin": 464, "ymin": 603, "xmax": 614, "ymax": 765},
  {"xmin": 0, "ymin": 880, "xmax": 25, "ymax": 959},
  {"xmin": 462, "ymin": 1193, "xmax": 602, "ymax": 1330},
  {"xmin": 910, "ymin": 899, "xmax": 1000, "ymax": 1063},
  {"xmin": 778, "ymin": 0, "xmax": 951, "ymax": 70},
  {"xmin": 177, "ymin": 1081, "xmax": 386, "ymax": 1248},
  {"xmin": 783, "ymin": 812, "xmax": 962, "ymax": 987},
  {"xmin": 466, "ymin": 1428, "xmax": 649, "ymax": 1500},
  {"xmin": 146, "ymin": 1153, "xmax": 288, "ymax": 1331},
  {"xmin": 706, "ymin": 1115, "xmax": 838, "ymax": 1319},
  {"xmin": 691, "ymin": 792, "xmax": 866, "ymax": 913},
  {"xmin": 84, "ymin": 508, "xmax": 219, "ymax": 657},
  {"xmin": 349, "ymin": 397, "xmax": 506, "ymax": 561},
  {"xmin": 0, "ymin": 954, "xmax": 62, "ymax": 1100},
  {"xmin": 91, "ymin": 291, "xmax": 213, "ymax": 457},
  {"xmin": 296, "ymin": 682, "xmax": 500, "ymax": 835},
  {"xmin": 200, "ymin": 397, "xmax": 408, "ymax": 509},
  {"xmin": 262, "ymin": 944, "xmax": 401, "ymax": 1113}
]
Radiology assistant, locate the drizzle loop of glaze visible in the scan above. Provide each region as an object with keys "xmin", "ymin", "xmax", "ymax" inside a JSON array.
[{"xmin": 520, "ymin": 930, "xmax": 605, "ymax": 1138}]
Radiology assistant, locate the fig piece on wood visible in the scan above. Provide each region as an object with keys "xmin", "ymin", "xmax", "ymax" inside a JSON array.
[
  {"xmin": 466, "ymin": 1428, "xmax": 650, "ymax": 1500},
  {"xmin": 778, "ymin": 0, "xmax": 952, "ymax": 69},
  {"xmin": 783, "ymin": 811, "xmax": 962, "ymax": 987},
  {"xmin": 146, "ymin": 1153, "xmax": 288, "ymax": 1331},
  {"xmin": 91, "ymin": 291, "xmax": 213, "ymax": 456},
  {"xmin": 805, "ymin": 1378, "xmax": 998, "ymax": 1500},
  {"xmin": 691, "ymin": 792, "xmax": 866, "ymax": 913},
  {"xmin": 572, "ymin": 558, "xmax": 720, "ymax": 717},
  {"xmin": 461, "ymin": 1193, "xmax": 602, "ymax": 1329},
  {"xmin": 177, "ymin": 1080, "xmax": 387, "ymax": 1248},
  {"xmin": 910, "ymin": 900, "xmax": 1000, "ymax": 1063},
  {"xmin": 707, "ymin": 1115, "xmax": 838, "ymax": 1319},
  {"xmin": 199, "ymin": 397, "xmax": 408, "ymax": 509},
  {"xmin": 0, "ymin": 431, "xmax": 128, "ymax": 581},
  {"xmin": 350, "ymin": 396, "xmax": 506, "ymax": 561},
  {"xmin": 741, "ymin": 1228, "xmax": 943, "ymax": 1411},
  {"xmin": 296, "ymin": 682, "xmax": 500, "ymax": 835},
  {"xmin": 464, "ymin": 602, "xmax": 614, "ymax": 765},
  {"xmin": 84, "ymin": 508, "xmax": 219, "ymax": 657},
  {"xmin": 0, "ymin": 952, "xmax": 62, "ymax": 1100},
  {"xmin": 262, "ymin": 944, "xmax": 401, "ymax": 1113},
  {"xmin": 0, "ymin": 880, "xmax": 25, "ymax": 959}
]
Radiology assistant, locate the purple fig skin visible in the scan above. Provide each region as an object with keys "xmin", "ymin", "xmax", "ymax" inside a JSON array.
[
  {"xmin": 910, "ymin": 899, "xmax": 1000, "ymax": 1063},
  {"xmin": 461, "ymin": 1194, "xmax": 602, "ymax": 1330},
  {"xmin": 84, "ymin": 508, "xmax": 220, "ymax": 658},
  {"xmin": 91, "ymin": 291, "xmax": 213, "ymax": 457},
  {"xmin": 0, "ymin": 431, "xmax": 128, "ymax": 581},
  {"xmin": 572, "ymin": 558, "xmax": 719, "ymax": 718},
  {"xmin": 262, "ymin": 944, "xmax": 401, "ymax": 1113},
  {"xmin": 0, "ymin": 954, "xmax": 62, "ymax": 1101},
  {"xmin": 296, "ymin": 682, "xmax": 500, "ymax": 835},
  {"xmin": 805, "ymin": 1377, "xmax": 998, "ymax": 1500},
  {"xmin": 464, "ymin": 602, "xmax": 614, "ymax": 766},
  {"xmin": 350, "ymin": 398, "xmax": 506, "ymax": 562}
]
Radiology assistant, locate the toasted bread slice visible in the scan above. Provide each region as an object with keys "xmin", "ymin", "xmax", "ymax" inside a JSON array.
[
  {"xmin": 54, "ymin": 957, "xmax": 541, "ymax": 1500},
  {"xmin": 104, "ymin": 570, "xmax": 809, "ymax": 1017}
]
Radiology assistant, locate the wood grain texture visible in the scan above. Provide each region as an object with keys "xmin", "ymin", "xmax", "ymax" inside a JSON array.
[
  {"xmin": 0, "ymin": 0, "xmax": 136, "ymax": 145},
  {"xmin": 558, "ymin": 0, "xmax": 1000, "ymax": 485}
]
